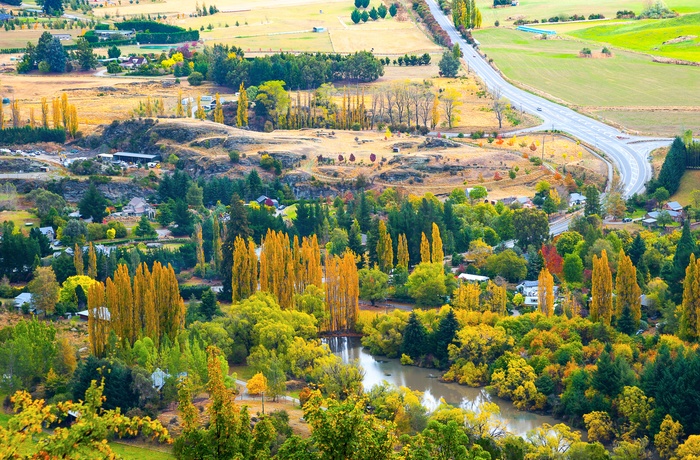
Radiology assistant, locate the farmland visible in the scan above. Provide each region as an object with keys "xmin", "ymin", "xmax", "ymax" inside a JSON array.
[
  {"xmin": 568, "ymin": 13, "xmax": 700, "ymax": 62},
  {"xmin": 473, "ymin": 27, "xmax": 700, "ymax": 135}
]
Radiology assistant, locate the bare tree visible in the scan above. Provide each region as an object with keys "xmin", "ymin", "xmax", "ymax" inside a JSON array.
[{"xmin": 491, "ymin": 87, "xmax": 509, "ymax": 129}]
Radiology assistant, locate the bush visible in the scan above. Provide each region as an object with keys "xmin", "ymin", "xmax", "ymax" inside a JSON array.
[
  {"xmin": 107, "ymin": 62, "xmax": 122, "ymax": 74},
  {"xmin": 187, "ymin": 71, "xmax": 204, "ymax": 86},
  {"xmin": 0, "ymin": 127, "xmax": 66, "ymax": 145}
]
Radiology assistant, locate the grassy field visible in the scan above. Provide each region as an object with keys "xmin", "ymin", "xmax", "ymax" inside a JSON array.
[
  {"xmin": 474, "ymin": 0, "xmax": 699, "ymax": 27},
  {"xmin": 590, "ymin": 109, "xmax": 700, "ymax": 137},
  {"xmin": 110, "ymin": 443, "xmax": 175, "ymax": 460},
  {"xmin": 474, "ymin": 28, "xmax": 700, "ymax": 135},
  {"xmin": 671, "ymin": 170, "xmax": 700, "ymax": 206},
  {"xmin": 0, "ymin": 210, "xmax": 39, "ymax": 228},
  {"xmin": 568, "ymin": 13, "xmax": 700, "ymax": 62}
]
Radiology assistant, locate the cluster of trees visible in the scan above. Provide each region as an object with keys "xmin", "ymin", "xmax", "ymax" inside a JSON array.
[
  {"xmin": 17, "ymin": 31, "xmax": 97, "ymax": 74},
  {"xmin": 649, "ymin": 135, "xmax": 700, "ymax": 195},
  {"xmin": 412, "ymin": 0, "xmax": 453, "ymax": 47},
  {"xmin": 114, "ymin": 20, "xmax": 200, "ymax": 44},
  {"xmin": 350, "ymin": 0, "xmax": 395, "ymax": 24},
  {"xmin": 0, "ymin": 93, "xmax": 80, "ymax": 138},
  {"xmin": 452, "ymin": 0, "xmax": 483, "ymax": 30}
]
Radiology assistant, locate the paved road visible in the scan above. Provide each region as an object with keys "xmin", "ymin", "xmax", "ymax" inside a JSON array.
[{"xmin": 425, "ymin": 0, "xmax": 667, "ymax": 198}]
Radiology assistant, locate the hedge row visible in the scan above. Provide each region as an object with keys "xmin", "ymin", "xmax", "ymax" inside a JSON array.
[
  {"xmin": 115, "ymin": 20, "xmax": 184, "ymax": 33},
  {"xmin": 412, "ymin": 0, "xmax": 453, "ymax": 48},
  {"xmin": 0, "ymin": 127, "xmax": 66, "ymax": 145},
  {"xmin": 135, "ymin": 30, "xmax": 199, "ymax": 44},
  {"xmin": 180, "ymin": 284, "xmax": 212, "ymax": 300}
]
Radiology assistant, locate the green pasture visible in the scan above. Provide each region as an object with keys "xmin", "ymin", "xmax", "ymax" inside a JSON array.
[
  {"xmin": 474, "ymin": 28, "xmax": 700, "ymax": 108},
  {"xmin": 0, "ymin": 210, "xmax": 39, "ymax": 229},
  {"xmin": 110, "ymin": 443, "xmax": 175, "ymax": 460},
  {"xmin": 475, "ymin": 0, "xmax": 699, "ymax": 27},
  {"xmin": 591, "ymin": 110, "xmax": 700, "ymax": 137},
  {"xmin": 568, "ymin": 13, "xmax": 700, "ymax": 61}
]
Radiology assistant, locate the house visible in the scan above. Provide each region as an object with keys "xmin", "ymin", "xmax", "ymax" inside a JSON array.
[
  {"xmin": 458, "ymin": 273, "xmax": 489, "ymax": 283},
  {"xmin": 68, "ymin": 211, "xmax": 81, "ymax": 219},
  {"xmin": 119, "ymin": 56, "xmax": 147, "ymax": 69},
  {"xmin": 516, "ymin": 196, "xmax": 535, "ymax": 208},
  {"xmin": 516, "ymin": 280, "xmax": 539, "ymax": 296},
  {"xmin": 52, "ymin": 33, "xmax": 72, "ymax": 41},
  {"xmin": 664, "ymin": 201, "xmax": 684, "ymax": 213},
  {"xmin": 569, "ymin": 192, "xmax": 586, "ymax": 207},
  {"xmin": 39, "ymin": 226, "xmax": 55, "ymax": 241},
  {"xmin": 256, "ymin": 195, "xmax": 280, "ymax": 209},
  {"xmin": 647, "ymin": 210, "xmax": 683, "ymax": 223},
  {"xmin": 76, "ymin": 307, "xmax": 111, "ymax": 321},
  {"xmin": 123, "ymin": 197, "xmax": 155, "ymax": 218},
  {"xmin": 13, "ymin": 293, "xmax": 33, "ymax": 311}
]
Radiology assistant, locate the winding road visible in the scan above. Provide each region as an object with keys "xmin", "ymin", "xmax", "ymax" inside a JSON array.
[{"xmin": 425, "ymin": 0, "xmax": 669, "ymax": 199}]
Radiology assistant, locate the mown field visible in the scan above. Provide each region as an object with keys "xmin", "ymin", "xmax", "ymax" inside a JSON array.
[
  {"xmin": 568, "ymin": 13, "xmax": 700, "ymax": 62},
  {"xmin": 474, "ymin": 0, "xmax": 699, "ymax": 27},
  {"xmin": 473, "ymin": 28, "xmax": 700, "ymax": 135}
]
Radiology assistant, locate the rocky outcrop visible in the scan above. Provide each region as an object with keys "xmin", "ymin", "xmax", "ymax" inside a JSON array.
[
  {"xmin": 420, "ymin": 137, "xmax": 461, "ymax": 149},
  {"xmin": 0, "ymin": 158, "xmax": 43, "ymax": 173}
]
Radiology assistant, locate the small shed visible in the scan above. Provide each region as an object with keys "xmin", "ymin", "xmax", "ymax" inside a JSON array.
[{"xmin": 313, "ymin": 26, "xmax": 326, "ymax": 32}]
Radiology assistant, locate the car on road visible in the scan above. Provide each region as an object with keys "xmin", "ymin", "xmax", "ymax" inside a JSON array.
[
  {"xmin": 536, "ymin": 107, "xmax": 542, "ymax": 112},
  {"xmin": 623, "ymin": 217, "xmax": 632, "ymax": 222}
]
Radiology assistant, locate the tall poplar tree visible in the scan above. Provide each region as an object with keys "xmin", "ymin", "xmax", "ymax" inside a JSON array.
[
  {"xmin": 452, "ymin": 282, "xmax": 480, "ymax": 311},
  {"xmin": 237, "ymin": 82, "xmax": 249, "ymax": 127},
  {"xmin": 87, "ymin": 243, "xmax": 97, "ymax": 279},
  {"xmin": 259, "ymin": 230, "xmax": 295, "ymax": 309},
  {"xmin": 325, "ymin": 251, "xmax": 359, "ymax": 331},
  {"xmin": 87, "ymin": 282, "xmax": 108, "ymax": 357},
  {"xmin": 420, "ymin": 232, "xmax": 431, "ymax": 264},
  {"xmin": 537, "ymin": 267, "xmax": 554, "ymax": 317},
  {"xmin": 73, "ymin": 243, "xmax": 84, "ymax": 276},
  {"xmin": 397, "ymin": 233, "xmax": 410, "ymax": 269},
  {"xmin": 194, "ymin": 223, "xmax": 206, "ymax": 276},
  {"xmin": 431, "ymin": 223, "xmax": 444, "ymax": 264},
  {"xmin": 376, "ymin": 220, "xmax": 394, "ymax": 274},
  {"xmin": 680, "ymin": 253, "xmax": 700, "ymax": 340},
  {"xmin": 232, "ymin": 236, "xmax": 258, "ymax": 301},
  {"xmin": 615, "ymin": 249, "xmax": 641, "ymax": 325},
  {"xmin": 222, "ymin": 194, "xmax": 252, "ymax": 300},
  {"xmin": 591, "ymin": 250, "xmax": 613, "ymax": 325},
  {"xmin": 212, "ymin": 216, "xmax": 222, "ymax": 273}
]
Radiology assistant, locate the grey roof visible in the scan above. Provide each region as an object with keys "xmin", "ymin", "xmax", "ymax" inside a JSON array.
[
  {"xmin": 39, "ymin": 226, "xmax": 55, "ymax": 235},
  {"xmin": 666, "ymin": 201, "xmax": 683, "ymax": 211},
  {"xmin": 14, "ymin": 293, "xmax": 33, "ymax": 306},
  {"xmin": 77, "ymin": 307, "xmax": 111, "ymax": 321},
  {"xmin": 113, "ymin": 152, "xmax": 157, "ymax": 160}
]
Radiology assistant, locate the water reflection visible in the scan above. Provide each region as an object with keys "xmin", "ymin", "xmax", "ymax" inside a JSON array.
[{"xmin": 326, "ymin": 336, "xmax": 567, "ymax": 437}]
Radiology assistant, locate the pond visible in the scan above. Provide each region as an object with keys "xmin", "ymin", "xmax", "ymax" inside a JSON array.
[{"xmin": 326, "ymin": 336, "xmax": 573, "ymax": 437}]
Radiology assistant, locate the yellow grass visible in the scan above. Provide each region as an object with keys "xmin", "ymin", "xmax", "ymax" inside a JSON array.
[{"xmin": 671, "ymin": 170, "xmax": 700, "ymax": 207}]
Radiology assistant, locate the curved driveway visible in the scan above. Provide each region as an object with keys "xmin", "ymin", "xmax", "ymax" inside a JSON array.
[{"xmin": 426, "ymin": 0, "xmax": 665, "ymax": 198}]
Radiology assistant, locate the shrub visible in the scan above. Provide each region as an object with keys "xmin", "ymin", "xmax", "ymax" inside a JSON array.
[{"xmin": 187, "ymin": 71, "xmax": 204, "ymax": 86}]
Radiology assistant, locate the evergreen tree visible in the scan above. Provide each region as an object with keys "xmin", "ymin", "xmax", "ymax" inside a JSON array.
[
  {"xmin": 592, "ymin": 346, "xmax": 624, "ymax": 399},
  {"xmin": 200, "ymin": 288, "xmax": 219, "ymax": 320},
  {"xmin": 432, "ymin": 308, "xmax": 458, "ymax": 364},
  {"xmin": 402, "ymin": 312, "xmax": 427, "ymax": 359},
  {"xmin": 75, "ymin": 37, "xmax": 97, "ymax": 71},
  {"xmin": 348, "ymin": 219, "xmax": 363, "ymax": 257},
  {"xmin": 134, "ymin": 215, "xmax": 157, "ymax": 238},
  {"xmin": 672, "ymin": 220, "xmax": 696, "ymax": 289},
  {"xmin": 584, "ymin": 185, "xmax": 601, "ymax": 216},
  {"xmin": 617, "ymin": 304, "xmax": 636, "ymax": 335},
  {"xmin": 628, "ymin": 233, "xmax": 646, "ymax": 266},
  {"xmin": 78, "ymin": 184, "xmax": 108, "ymax": 222}
]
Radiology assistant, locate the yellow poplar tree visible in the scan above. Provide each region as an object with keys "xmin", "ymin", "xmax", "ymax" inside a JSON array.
[
  {"xmin": 73, "ymin": 244, "xmax": 84, "ymax": 276},
  {"xmin": 0, "ymin": 102, "xmax": 4, "ymax": 129},
  {"xmin": 194, "ymin": 223, "xmax": 206, "ymax": 276},
  {"xmin": 591, "ymin": 250, "xmax": 613, "ymax": 325},
  {"xmin": 615, "ymin": 249, "xmax": 641, "ymax": 324},
  {"xmin": 325, "ymin": 251, "xmax": 359, "ymax": 331},
  {"xmin": 194, "ymin": 96, "xmax": 206, "ymax": 120},
  {"xmin": 52, "ymin": 98, "xmax": 61, "ymax": 128},
  {"xmin": 213, "ymin": 93, "xmax": 224, "ymax": 124},
  {"xmin": 87, "ymin": 243, "xmax": 97, "ymax": 279},
  {"xmin": 259, "ymin": 230, "xmax": 294, "ymax": 309},
  {"xmin": 41, "ymin": 97, "xmax": 49, "ymax": 128},
  {"xmin": 61, "ymin": 93, "xmax": 69, "ymax": 128},
  {"xmin": 106, "ymin": 264, "xmax": 134, "ymax": 345},
  {"xmin": 431, "ymin": 223, "xmax": 444, "ymax": 264},
  {"xmin": 537, "ymin": 267, "xmax": 554, "ymax": 317},
  {"xmin": 231, "ymin": 236, "xmax": 258, "ymax": 301},
  {"xmin": 376, "ymin": 220, "xmax": 394, "ymax": 274},
  {"xmin": 212, "ymin": 217, "xmax": 222, "ymax": 272},
  {"xmin": 397, "ymin": 233, "xmax": 410, "ymax": 269},
  {"xmin": 29, "ymin": 107, "xmax": 36, "ymax": 128},
  {"xmin": 420, "ymin": 232, "xmax": 431, "ymax": 264},
  {"xmin": 236, "ymin": 82, "xmax": 248, "ymax": 127},
  {"xmin": 486, "ymin": 281, "xmax": 507, "ymax": 315},
  {"xmin": 680, "ymin": 253, "xmax": 700, "ymax": 340},
  {"xmin": 452, "ymin": 282, "xmax": 480, "ymax": 311},
  {"xmin": 87, "ymin": 282, "xmax": 108, "ymax": 357},
  {"xmin": 176, "ymin": 90, "xmax": 185, "ymax": 117},
  {"xmin": 152, "ymin": 261, "xmax": 185, "ymax": 343},
  {"xmin": 295, "ymin": 235, "xmax": 322, "ymax": 293},
  {"xmin": 67, "ymin": 104, "xmax": 79, "ymax": 138}
]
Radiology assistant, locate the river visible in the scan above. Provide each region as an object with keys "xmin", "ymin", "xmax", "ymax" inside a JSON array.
[{"xmin": 326, "ymin": 336, "xmax": 570, "ymax": 437}]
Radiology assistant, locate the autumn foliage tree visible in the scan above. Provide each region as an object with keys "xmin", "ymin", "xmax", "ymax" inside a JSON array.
[
  {"xmin": 680, "ymin": 253, "xmax": 700, "ymax": 340},
  {"xmin": 420, "ymin": 232, "xmax": 431, "ymax": 264},
  {"xmin": 325, "ymin": 251, "xmax": 359, "ymax": 331},
  {"xmin": 591, "ymin": 250, "xmax": 613, "ymax": 325},
  {"xmin": 615, "ymin": 249, "xmax": 641, "ymax": 326},
  {"xmin": 537, "ymin": 267, "xmax": 554, "ymax": 317},
  {"xmin": 231, "ymin": 236, "xmax": 258, "ymax": 302},
  {"xmin": 397, "ymin": 233, "xmax": 410, "ymax": 269},
  {"xmin": 376, "ymin": 220, "xmax": 394, "ymax": 274},
  {"xmin": 431, "ymin": 222, "xmax": 444, "ymax": 264},
  {"xmin": 452, "ymin": 282, "xmax": 481, "ymax": 311}
]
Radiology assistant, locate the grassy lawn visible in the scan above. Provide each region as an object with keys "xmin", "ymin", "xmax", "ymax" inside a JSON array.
[
  {"xmin": 568, "ymin": 13, "xmax": 700, "ymax": 62},
  {"xmin": 230, "ymin": 364, "xmax": 257, "ymax": 380},
  {"xmin": 474, "ymin": 0, "xmax": 698, "ymax": 27},
  {"xmin": 671, "ymin": 170, "xmax": 700, "ymax": 206},
  {"xmin": 590, "ymin": 110, "xmax": 700, "ymax": 137},
  {"xmin": 110, "ymin": 443, "xmax": 175, "ymax": 460},
  {"xmin": 0, "ymin": 210, "xmax": 40, "ymax": 229}
]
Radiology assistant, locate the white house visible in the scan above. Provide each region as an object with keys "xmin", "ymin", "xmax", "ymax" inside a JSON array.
[
  {"xmin": 77, "ymin": 306, "xmax": 111, "ymax": 322},
  {"xmin": 123, "ymin": 197, "xmax": 155, "ymax": 218},
  {"xmin": 14, "ymin": 293, "xmax": 33, "ymax": 310},
  {"xmin": 458, "ymin": 273, "xmax": 490, "ymax": 283},
  {"xmin": 569, "ymin": 192, "xmax": 586, "ymax": 207}
]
